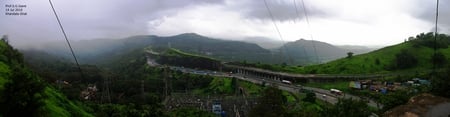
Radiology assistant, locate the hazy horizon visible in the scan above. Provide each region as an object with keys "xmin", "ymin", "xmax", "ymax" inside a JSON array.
[{"xmin": 1, "ymin": 0, "xmax": 449, "ymax": 48}]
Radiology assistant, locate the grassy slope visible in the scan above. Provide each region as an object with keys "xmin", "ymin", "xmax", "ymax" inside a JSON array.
[
  {"xmin": 237, "ymin": 39, "xmax": 448, "ymax": 75},
  {"xmin": 239, "ymin": 80, "xmax": 264, "ymax": 96},
  {"xmin": 207, "ymin": 77, "xmax": 233, "ymax": 94},
  {"xmin": 303, "ymin": 42, "xmax": 443, "ymax": 74},
  {"xmin": 43, "ymin": 87, "xmax": 93, "ymax": 117},
  {"xmin": 0, "ymin": 40, "xmax": 92, "ymax": 116},
  {"xmin": 0, "ymin": 42, "xmax": 9, "ymax": 89}
]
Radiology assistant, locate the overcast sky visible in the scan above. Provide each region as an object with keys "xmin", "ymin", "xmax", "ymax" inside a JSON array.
[{"xmin": 1, "ymin": 0, "xmax": 449, "ymax": 47}]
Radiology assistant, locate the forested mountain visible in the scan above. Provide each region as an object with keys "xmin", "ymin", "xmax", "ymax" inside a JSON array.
[
  {"xmin": 150, "ymin": 33, "xmax": 274, "ymax": 63},
  {"xmin": 37, "ymin": 33, "xmax": 281, "ymax": 65},
  {"xmin": 4, "ymin": 37, "xmax": 213, "ymax": 116},
  {"xmin": 33, "ymin": 33, "xmax": 373, "ymax": 66},
  {"xmin": 278, "ymin": 39, "xmax": 352, "ymax": 64},
  {"xmin": 242, "ymin": 36, "xmax": 284, "ymax": 49}
]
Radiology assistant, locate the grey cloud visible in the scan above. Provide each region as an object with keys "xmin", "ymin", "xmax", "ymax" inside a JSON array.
[
  {"xmin": 0, "ymin": 0, "xmax": 224, "ymax": 47},
  {"xmin": 414, "ymin": 0, "xmax": 450, "ymax": 33},
  {"xmin": 227, "ymin": 0, "xmax": 326, "ymax": 21}
]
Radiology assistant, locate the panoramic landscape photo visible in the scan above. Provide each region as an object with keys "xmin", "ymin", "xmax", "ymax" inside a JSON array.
[{"xmin": 1, "ymin": 0, "xmax": 450, "ymax": 117}]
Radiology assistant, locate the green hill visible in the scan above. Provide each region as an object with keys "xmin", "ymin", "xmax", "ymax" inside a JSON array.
[
  {"xmin": 0, "ymin": 39, "xmax": 92, "ymax": 116},
  {"xmin": 37, "ymin": 33, "xmax": 278, "ymax": 65},
  {"xmin": 280, "ymin": 39, "xmax": 350, "ymax": 64},
  {"xmin": 233, "ymin": 32, "xmax": 450, "ymax": 75},
  {"xmin": 302, "ymin": 32, "xmax": 450, "ymax": 74},
  {"xmin": 153, "ymin": 48, "xmax": 222, "ymax": 70}
]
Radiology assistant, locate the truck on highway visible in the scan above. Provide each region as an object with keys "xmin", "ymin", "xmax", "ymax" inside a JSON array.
[
  {"xmin": 330, "ymin": 89, "xmax": 342, "ymax": 95},
  {"xmin": 281, "ymin": 80, "xmax": 292, "ymax": 85}
]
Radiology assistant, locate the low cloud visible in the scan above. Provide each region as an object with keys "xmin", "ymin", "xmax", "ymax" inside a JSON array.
[{"xmin": 1, "ymin": 0, "xmax": 449, "ymax": 47}]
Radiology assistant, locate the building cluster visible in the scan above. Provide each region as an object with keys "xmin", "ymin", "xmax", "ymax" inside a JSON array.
[
  {"xmin": 349, "ymin": 78, "xmax": 430, "ymax": 94},
  {"xmin": 80, "ymin": 84, "xmax": 98, "ymax": 100}
]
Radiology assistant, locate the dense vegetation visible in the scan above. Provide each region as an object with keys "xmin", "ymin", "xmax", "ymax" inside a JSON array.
[
  {"xmin": 248, "ymin": 86, "xmax": 374, "ymax": 117},
  {"xmin": 155, "ymin": 48, "xmax": 222, "ymax": 70},
  {"xmin": 3, "ymin": 32, "xmax": 449, "ymax": 116},
  {"xmin": 0, "ymin": 38, "xmax": 93, "ymax": 116},
  {"xmin": 21, "ymin": 43, "xmax": 227, "ymax": 116},
  {"xmin": 304, "ymin": 32, "xmax": 450, "ymax": 74}
]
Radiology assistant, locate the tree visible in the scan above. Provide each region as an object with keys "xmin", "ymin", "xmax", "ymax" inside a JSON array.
[
  {"xmin": 303, "ymin": 90, "xmax": 316, "ymax": 103},
  {"xmin": 0, "ymin": 67, "xmax": 46, "ymax": 116},
  {"xmin": 346, "ymin": 52, "xmax": 354, "ymax": 58},
  {"xmin": 379, "ymin": 90, "xmax": 412, "ymax": 111},
  {"xmin": 432, "ymin": 52, "xmax": 447, "ymax": 68},
  {"xmin": 394, "ymin": 49, "xmax": 417, "ymax": 69},
  {"xmin": 249, "ymin": 87, "xmax": 288, "ymax": 117},
  {"xmin": 231, "ymin": 77, "xmax": 238, "ymax": 94},
  {"xmin": 431, "ymin": 65, "xmax": 450, "ymax": 98},
  {"xmin": 0, "ymin": 40, "xmax": 46, "ymax": 116},
  {"xmin": 1, "ymin": 35, "xmax": 8, "ymax": 43},
  {"xmin": 374, "ymin": 58, "xmax": 380, "ymax": 65},
  {"xmin": 322, "ymin": 98, "xmax": 371, "ymax": 117}
]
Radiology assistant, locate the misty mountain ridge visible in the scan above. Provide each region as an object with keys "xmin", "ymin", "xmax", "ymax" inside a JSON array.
[
  {"xmin": 277, "ymin": 39, "xmax": 374, "ymax": 64},
  {"xmin": 242, "ymin": 36, "xmax": 284, "ymax": 49},
  {"xmin": 26, "ymin": 33, "xmax": 374, "ymax": 65}
]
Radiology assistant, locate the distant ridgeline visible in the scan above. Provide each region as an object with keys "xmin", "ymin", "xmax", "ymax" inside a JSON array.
[
  {"xmin": 38, "ymin": 33, "xmax": 280, "ymax": 65},
  {"xmin": 34, "ymin": 33, "xmax": 373, "ymax": 66}
]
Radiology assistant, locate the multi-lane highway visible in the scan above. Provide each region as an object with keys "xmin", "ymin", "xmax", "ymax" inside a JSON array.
[{"xmin": 167, "ymin": 66, "xmax": 382, "ymax": 108}]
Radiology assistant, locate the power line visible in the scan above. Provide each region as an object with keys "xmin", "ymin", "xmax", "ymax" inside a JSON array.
[
  {"xmin": 48, "ymin": 0, "xmax": 84, "ymax": 78},
  {"xmin": 433, "ymin": 0, "xmax": 439, "ymax": 73},
  {"xmin": 293, "ymin": 0, "xmax": 308, "ymax": 60},
  {"xmin": 293, "ymin": 0, "xmax": 301, "ymax": 24},
  {"xmin": 298, "ymin": 0, "xmax": 320, "ymax": 64},
  {"xmin": 263, "ymin": 0, "xmax": 293, "ymax": 64}
]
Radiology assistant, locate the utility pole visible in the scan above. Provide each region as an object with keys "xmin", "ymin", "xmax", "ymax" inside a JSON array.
[
  {"xmin": 101, "ymin": 77, "xmax": 111, "ymax": 103},
  {"xmin": 141, "ymin": 80, "xmax": 145, "ymax": 103},
  {"xmin": 163, "ymin": 66, "xmax": 171, "ymax": 98}
]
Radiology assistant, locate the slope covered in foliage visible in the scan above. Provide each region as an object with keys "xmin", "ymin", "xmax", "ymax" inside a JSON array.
[
  {"xmin": 154, "ymin": 48, "xmax": 222, "ymax": 70},
  {"xmin": 302, "ymin": 32, "xmax": 450, "ymax": 74},
  {"xmin": 0, "ymin": 39, "xmax": 92, "ymax": 116}
]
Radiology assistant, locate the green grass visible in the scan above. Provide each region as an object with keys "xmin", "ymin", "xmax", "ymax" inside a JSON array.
[
  {"xmin": 303, "ymin": 43, "xmax": 412, "ymax": 74},
  {"xmin": 206, "ymin": 77, "xmax": 233, "ymax": 94},
  {"xmin": 238, "ymin": 80, "xmax": 264, "ymax": 96},
  {"xmin": 0, "ymin": 39, "xmax": 92, "ymax": 116},
  {"xmin": 235, "ymin": 38, "xmax": 450, "ymax": 75},
  {"xmin": 0, "ymin": 62, "xmax": 10, "ymax": 91},
  {"xmin": 42, "ymin": 87, "xmax": 93, "ymax": 117},
  {"xmin": 282, "ymin": 91, "xmax": 297, "ymax": 103},
  {"xmin": 192, "ymin": 77, "xmax": 265, "ymax": 96}
]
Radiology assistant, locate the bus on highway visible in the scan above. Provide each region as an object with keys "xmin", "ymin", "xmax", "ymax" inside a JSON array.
[{"xmin": 330, "ymin": 89, "xmax": 342, "ymax": 95}]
